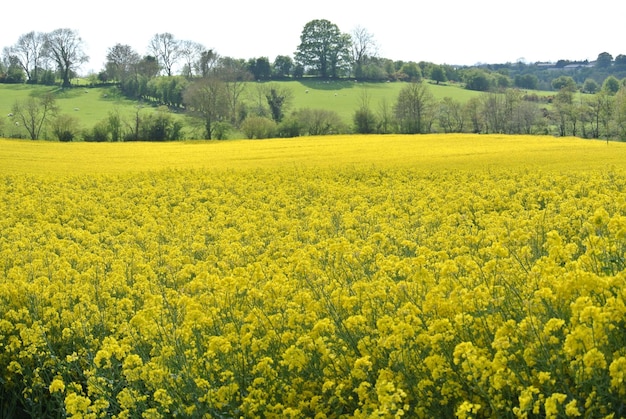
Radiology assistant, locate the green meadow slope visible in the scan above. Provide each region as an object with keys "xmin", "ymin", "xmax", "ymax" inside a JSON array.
[{"xmin": 0, "ymin": 80, "xmax": 487, "ymax": 135}]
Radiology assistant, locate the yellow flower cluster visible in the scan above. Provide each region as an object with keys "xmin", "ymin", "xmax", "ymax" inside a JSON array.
[{"xmin": 1, "ymin": 164, "xmax": 626, "ymax": 417}]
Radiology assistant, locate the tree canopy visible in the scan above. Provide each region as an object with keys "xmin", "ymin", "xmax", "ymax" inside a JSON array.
[{"xmin": 294, "ymin": 19, "xmax": 352, "ymax": 79}]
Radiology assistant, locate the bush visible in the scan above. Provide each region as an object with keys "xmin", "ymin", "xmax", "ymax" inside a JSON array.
[
  {"xmin": 277, "ymin": 117, "xmax": 304, "ymax": 138},
  {"xmin": 289, "ymin": 108, "xmax": 346, "ymax": 136},
  {"xmin": 51, "ymin": 114, "xmax": 80, "ymax": 142},
  {"xmin": 463, "ymin": 69, "xmax": 492, "ymax": 92},
  {"xmin": 212, "ymin": 122, "xmax": 232, "ymax": 140},
  {"xmin": 353, "ymin": 107, "xmax": 378, "ymax": 134},
  {"xmin": 138, "ymin": 107, "xmax": 184, "ymax": 141},
  {"xmin": 241, "ymin": 116, "xmax": 277, "ymax": 139},
  {"xmin": 84, "ymin": 120, "xmax": 110, "ymax": 142}
]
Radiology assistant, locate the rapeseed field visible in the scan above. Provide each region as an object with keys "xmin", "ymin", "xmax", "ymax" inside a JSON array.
[{"xmin": 1, "ymin": 135, "xmax": 626, "ymax": 418}]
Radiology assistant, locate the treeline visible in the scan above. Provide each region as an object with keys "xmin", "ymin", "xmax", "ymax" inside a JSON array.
[
  {"xmin": 4, "ymin": 78, "xmax": 626, "ymax": 142},
  {"xmin": 3, "ymin": 25, "xmax": 626, "ymax": 141},
  {"xmin": 354, "ymin": 81, "xmax": 626, "ymax": 141},
  {"xmin": 2, "ymin": 25, "xmax": 626, "ymax": 92}
]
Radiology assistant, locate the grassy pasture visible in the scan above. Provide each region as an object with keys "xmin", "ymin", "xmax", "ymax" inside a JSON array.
[
  {"xmin": 259, "ymin": 80, "xmax": 484, "ymax": 122},
  {"xmin": 1, "ymin": 80, "xmax": 489, "ymax": 137},
  {"xmin": 0, "ymin": 85, "xmax": 166, "ymax": 136}
]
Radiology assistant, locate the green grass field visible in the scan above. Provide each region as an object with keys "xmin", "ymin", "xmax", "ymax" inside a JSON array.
[
  {"xmin": 263, "ymin": 80, "xmax": 484, "ymax": 122},
  {"xmin": 1, "ymin": 80, "xmax": 490, "ymax": 138},
  {"xmin": 0, "ymin": 84, "xmax": 152, "ymax": 132}
]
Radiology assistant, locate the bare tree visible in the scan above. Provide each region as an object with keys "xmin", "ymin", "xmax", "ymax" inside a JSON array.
[
  {"xmin": 464, "ymin": 97, "xmax": 484, "ymax": 133},
  {"xmin": 217, "ymin": 57, "xmax": 252, "ymax": 125},
  {"xmin": 44, "ymin": 28, "xmax": 88, "ymax": 87},
  {"xmin": 183, "ymin": 76, "xmax": 229, "ymax": 139},
  {"xmin": 351, "ymin": 26, "xmax": 377, "ymax": 79},
  {"xmin": 614, "ymin": 88, "xmax": 626, "ymax": 141},
  {"xmin": 377, "ymin": 98, "xmax": 394, "ymax": 134},
  {"xmin": 438, "ymin": 97, "xmax": 465, "ymax": 133},
  {"xmin": 178, "ymin": 40, "xmax": 205, "ymax": 78},
  {"xmin": 394, "ymin": 82, "xmax": 435, "ymax": 134},
  {"xmin": 148, "ymin": 33, "xmax": 181, "ymax": 76},
  {"xmin": 6, "ymin": 31, "xmax": 47, "ymax": 82},
  {"xmin": 480, "ymin": 92, "xmax": 506, "ymax": 134},
  {"xmin": 585, "ymin": 90, "xmax": 614, "ymax": 139},
  {"xmin": 12, "ymin": 93, "xmax": 58, "ymax": 139}
]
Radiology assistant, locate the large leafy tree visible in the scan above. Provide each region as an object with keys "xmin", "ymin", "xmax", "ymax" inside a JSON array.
[
  {"xmin": 430, "ymin": 65, "xmax": 447, "ymax": 85},
  {"xmin": 551, "ymin": 75, "xmax": 577, "ymax": 92},
  {"xmin": 596, "ymin": 52, "xmax": 613, "ymax": 69},
  {"xmin": 463, "ymin": 68, "xmax": 491, "ymax": 91},
  {"xmin": 615, "ymin": 54, "xmax": 626, "ymax": 68},
  {"xmin": 272, "ymin": 55, "xmax": 293, "ymax": 78},
  {"xmin": 44, "ymin": 28, "xmax": 88, "ymax": 88},
  {"xmin": 602, "ymin": 75, "xmax": 620, "ymax": 95},
  {"xmin": 247, "ymin": 57, "xmax": 271, "ymax": 80},
  {"xmin": 295, "ymin": 19, "xmax": 352, "ymax": 79}
]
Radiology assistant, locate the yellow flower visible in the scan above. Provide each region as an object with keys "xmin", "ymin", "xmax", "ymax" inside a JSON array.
[
  {"xmin": 609, "ymin": 356, "xmax": 626, "ymax": 395},
  {"xmin": 544, "ymin": 393, "xmax": 567, "ymax": 418},
  {"xmin": 515, "ymin": 386, "xmax": 539, "ymax": 416},
  {"xmin": 582, "ymin": 348, "xmax": 607, "ymax": 378},
  {"xmin": 352, "ymin": 356, "xmax": 373, "ymax": 380},
  {"xmin": 64, "ymin": 392, "xmax": 91, "ymax": 417},
  {"xmin": 456, "ymin": 401, "xmax": 482, "ymax": 419},
  {"xmin": 49, "ymin": 378, "xmax": 65, "ymax": 393},
  {"xmin": 537, "ymin": 371, "xmax": 552, "ymax": 385},
  {"xmin": 565, "ymin": 399, "xmax": 581, "ymax": 417},
  {"xmin": 153, "ymin": 389, "xmax": 172, "ymax": 409}
]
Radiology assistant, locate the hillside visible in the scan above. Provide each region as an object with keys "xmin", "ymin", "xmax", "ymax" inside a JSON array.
[{"xmin": 1, "ymin": 80, "xmax": 485, "ymax": 139}]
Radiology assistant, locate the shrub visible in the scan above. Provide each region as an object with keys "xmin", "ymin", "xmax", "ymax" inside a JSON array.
[
  {"xmin": 51, "ymin": 114, "xmax": 80, "ymax": 142},
  {"xmin": 241, "ymin": 116, "xmax": 277, "ymax": 139},
  {"xmin": 84, "ymin": 120, "xmax": 110, "ymax": 142},
  {"xmin": 212, "ymin": 122, "xmax": 232, "ymax": 140},
  {"xmin": 353, "ymin": 107, "xmax": 378, "ymax": 134},
  {"xmin": 138, "ymin": 107, "xmax": 184, "ymax": 141},
  {"xmin": 289, "ymin": 108, "xmax": 346, "ymax": 136},
  {"xmin": 277, "ymin": 117, "xmax": 304, "ymax": 138}
]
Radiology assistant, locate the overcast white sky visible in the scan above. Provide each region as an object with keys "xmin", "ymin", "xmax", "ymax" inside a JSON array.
[{"xmin": 2, "ymin": 0, "xmax": 624, "ymax": 74}]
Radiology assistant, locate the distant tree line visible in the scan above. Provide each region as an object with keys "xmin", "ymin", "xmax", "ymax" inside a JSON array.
[
  {"xmin": 3, "ymin": 22, "xmax": 626, "ymax": 142},
  {"xmin": 352, "ymin": 81, "xmax": 626, "ymax": 141},
  {"xmin": 4, "ymin": 23, "xmax": 625, "ymax": 89},
  {"xmin": 1, "ymin": 29, "xmax": 88, "ymax": 87},
  {"xmin": 459, "ymin": 53, "xmax": 626, "ymax": 93}
]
